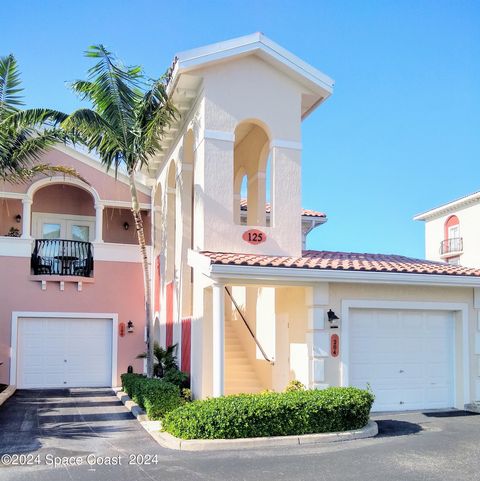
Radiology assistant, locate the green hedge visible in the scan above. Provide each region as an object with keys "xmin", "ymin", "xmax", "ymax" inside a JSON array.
[
  {"xmin": 121, "ymin": 373, "xmax": 184, "ymax": 420},
  {"xmin": 162, "ymin": 387, "xmax": 374, "ymax": 440}
]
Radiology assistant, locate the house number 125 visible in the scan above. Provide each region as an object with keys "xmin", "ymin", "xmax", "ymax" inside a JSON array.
[{"xmin": 242, "ymin": 229, "xmax": 267, "ymax": 245}]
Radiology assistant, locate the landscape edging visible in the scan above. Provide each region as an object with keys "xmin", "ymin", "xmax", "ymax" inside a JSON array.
[{"xmin": 115, "ymin": 389, "xmax": 378, "ymax": 451}]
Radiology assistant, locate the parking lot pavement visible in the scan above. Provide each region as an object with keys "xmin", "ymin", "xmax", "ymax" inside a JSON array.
[{"xmin": 1, "ymin": 390, "xmax": 480, "ymax": 481}]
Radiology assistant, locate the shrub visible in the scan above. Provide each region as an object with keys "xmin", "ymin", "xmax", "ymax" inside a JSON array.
[
  {"xmin": 162, "ymin": 368, "xmax": 190, "ymax": 389},
  {"xmin": 285, "ymin": 379, "xmax": 306, "ymax": 392},
  {"xmin": 121, "ymin": 373, "xmax": 184, "ymax": 420},
  {"xmin": 163, "ymin": 387, "xmax": 374, "ymax": 440}
]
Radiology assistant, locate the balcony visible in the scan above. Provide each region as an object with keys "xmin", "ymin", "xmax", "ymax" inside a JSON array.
[
  {"xmin": 31, "ymin": 239, "xmax": 94, "ymax": 277},
  {"xmin": 440, "ymin": 237, "xmax": 463, "ymax": 257}
]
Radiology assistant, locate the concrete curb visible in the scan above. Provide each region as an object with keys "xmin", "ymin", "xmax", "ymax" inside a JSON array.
[
  {"xmin": 0, "ymin": 385, "xmax": 16, "ymax": 407},
  {"xmin": 465, "ymin": 403, "xmax": 480, "ymax": 413},
  {"xmin": 115, "ymin": 390, "xmax": 378, "ymax": 451}
]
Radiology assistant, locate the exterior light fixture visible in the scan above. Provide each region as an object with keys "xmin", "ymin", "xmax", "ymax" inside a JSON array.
[
  {"xmin": 327, "ymin": 309, "xmax": 340, "ymax": 328},
  {"xmin": 127, "ymin": 320, "xmax": 134, "ymax": 333},
  {"xmin": 123, "ymin": 221, "xmax": 130, "ymax": 231},
  {"xmin": 15, "ymin": 214, "xmax": 22, "ymax": 223}
]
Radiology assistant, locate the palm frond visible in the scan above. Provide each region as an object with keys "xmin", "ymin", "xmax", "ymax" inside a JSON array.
[
  {"xmin": 62, "ymin": 108, "xmax": 124, "ymax": 173},
  {"xmin": 0, "ymin": 54, "xmax": 23, "ymax": 118},
  {"xmin": 134, "ymin": 76, "xmax": 178, "ymax": 168},
  {"xmin": 4, "ymin": 164, "xmax": 86, "ymax": 184},
  {"xmin": 4, "ymin": 108, "xmax": 68, "ymax": 130},
  {"xmin": 69, "ymin": 45, "xmax": 142, "ymax": 167}
]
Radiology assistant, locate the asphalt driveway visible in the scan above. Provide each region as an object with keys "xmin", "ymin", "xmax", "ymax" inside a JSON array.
[{"xmin": 1, "ymin": 389, "xmax": 480, "ymax": 481}]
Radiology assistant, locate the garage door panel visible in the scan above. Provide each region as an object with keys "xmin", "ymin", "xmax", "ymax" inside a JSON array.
[
  {"xmin": 17, "ymin": 317, "xmax": 113, "ymax": 389},
  {"xmin": 349, "ymin": 308, "xmax": 454, "ymax": 412}
]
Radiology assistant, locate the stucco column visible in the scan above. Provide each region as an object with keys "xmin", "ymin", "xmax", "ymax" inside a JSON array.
[
  {"xmin": 212, "ymin": 282, "xmax": 225, "ymax": 397},
  {"xmin": 21, "ymin": 198, "xmax": 32, "ymax": 239},
  {"xmin": 94, "ymin": 204, "xmax": 104, "ymax": 243}
]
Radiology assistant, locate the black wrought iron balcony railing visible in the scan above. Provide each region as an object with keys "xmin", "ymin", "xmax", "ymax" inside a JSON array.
[
  {"xmin": 440, "ymin": 237, "xmax": 463, "ymax": 256},
  {"xmin": 31, "ymin": 239, "xmax": 94, "ymax": 277}
]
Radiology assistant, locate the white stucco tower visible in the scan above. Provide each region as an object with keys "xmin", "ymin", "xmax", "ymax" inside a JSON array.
[
  {"xmin": 173, "ymin": 33, "xmax": 334, "ymax": 258},
  {"xmin": 151, "ymin": 34, "xmax": 334, "ymax": 398}
]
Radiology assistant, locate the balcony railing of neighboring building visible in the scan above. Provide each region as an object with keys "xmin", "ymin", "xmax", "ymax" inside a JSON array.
[
  {"xmin": 440, "ymin": 237, "xmax": 463, "ymax": 256},
  {"xmin": 31, "ymin": 239, "xmax": 94, "ymax": 277}
]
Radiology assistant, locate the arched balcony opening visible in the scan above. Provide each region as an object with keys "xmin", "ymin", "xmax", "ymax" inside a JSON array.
[
  {"xmin": 233, "ymin": 120, "xmax": 271, "ymax": 226},
  {"xmin": 440, "ymin": 215, "xmax": 462, "ymax": 261}
]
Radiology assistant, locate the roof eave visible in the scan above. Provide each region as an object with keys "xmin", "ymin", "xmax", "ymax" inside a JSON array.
[
  {"xmin": 170, "ymin": 33, "xmax": 334, "ymax": 100},
  {"xmin": 414, "ymin": 192, "xmax": 480, "ymax": 221},
  {"xmin": 206, "ymin": 262, "xmax": 480, "ymax": 287}
]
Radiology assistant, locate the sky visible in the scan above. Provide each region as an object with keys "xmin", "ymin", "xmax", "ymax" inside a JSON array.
[{"xmin": 2, "ymin": 0, "xmax": 479, "ymax": 258}]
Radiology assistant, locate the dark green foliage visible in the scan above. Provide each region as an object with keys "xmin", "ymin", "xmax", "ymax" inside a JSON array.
[
  {"xmin": 120, "ymin": 373, "xmax": 184, "ymax": 420},
  {"xmin": 137, "ymin": 342, "xmax": 190, "ymax": 388},
  {"xmin": 162, "ymin": 387, "xmax": 374, "ymax": 440},
  {"xmin": 0, "ymin": 54, "xmax": 81, "ymax": 183}
]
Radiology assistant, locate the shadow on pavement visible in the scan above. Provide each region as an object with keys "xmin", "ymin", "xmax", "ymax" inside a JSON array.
[
  {"xmin": 376, "ymin": 419, "xmax": 423, "ymax": 438},
  {"xmin": 422, "ymin": 410, "xmax": 480, "ymax": 418},
  {"xmin": 0, "ymin": 389, "xmax": 135, "ymax": 455}
]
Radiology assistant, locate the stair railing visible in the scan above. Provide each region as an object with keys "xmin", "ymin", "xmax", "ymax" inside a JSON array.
[{"xmin": 224, "ymin": 286, "xmax": 274, "ymax": 365}]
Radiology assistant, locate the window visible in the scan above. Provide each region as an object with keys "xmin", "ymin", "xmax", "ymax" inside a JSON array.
[
  {"xmin": 33, "ymin": 213, "xmax": 94, "ymax": 242},
  {"xmin": 443, "ymin": 215, "xmax": 461, "ymax": 254},
  {"xmin": 42, "ymin": 223, "xmax": 61, "ymax": 239},
  {"xmin": 72, "ymin": 225, "xmax": 90, "ymax": 242}
]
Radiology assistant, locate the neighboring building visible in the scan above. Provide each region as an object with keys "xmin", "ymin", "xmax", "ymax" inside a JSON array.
[
  {"xmin": 414, "ymin": 191, "xmax": 480, "ymax": 267},
  {"xmin": 0, "ymin": 145, "xmax": 152, "ymax": 389},
  {"xmin": 2, "ymin": 33, "xmax": 480, "ymax": 413}
]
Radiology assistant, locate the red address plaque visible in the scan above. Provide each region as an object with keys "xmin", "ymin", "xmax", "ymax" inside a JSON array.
[
  {"xmin": 242, "ymin": 229, "xmax": 267, "ymax": 245},
  {"xmin": 331, "ymin": 334, "xmax": 339, "ymax": 357}
]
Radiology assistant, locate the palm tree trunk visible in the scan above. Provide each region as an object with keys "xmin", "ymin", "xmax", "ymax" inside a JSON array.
[{"xmin": 128, "ymin": 170, "xmax": 154, "ymax": 378}]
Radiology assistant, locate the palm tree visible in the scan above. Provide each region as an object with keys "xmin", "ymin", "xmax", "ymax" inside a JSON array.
[
  {"xmin": 0, "ymin": 54, "xmax": 80, "ymax": 182},
  {"xmin": 61, "ymin": 45, "xmax": 177, "ymax": 377},
  {"xmin": 137, "ymin": 342, "xmax": 179, "ymax": 378}
]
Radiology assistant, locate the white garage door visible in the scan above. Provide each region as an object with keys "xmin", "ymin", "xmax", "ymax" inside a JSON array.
[
  {"xmin": 17, "ymin": 317, "xmax": 112, "ymax": 389},
  {"xmin": 349, "ymin": 309, "xmax": 454, "ymax": 412}
]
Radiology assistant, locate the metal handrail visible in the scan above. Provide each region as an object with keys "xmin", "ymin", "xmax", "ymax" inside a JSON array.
[
  {"xmin": 440, "ymin": 237, "xmax": 463, "ymax": 255},
  {"xmin": 225, "ymin": 286, "xmax": 274, "ymax": 365}
]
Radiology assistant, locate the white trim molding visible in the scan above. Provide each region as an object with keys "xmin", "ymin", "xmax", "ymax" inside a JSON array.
[
  {"xmin": 173, "ymin": 33, "xmax": 334, "ymax": 95},
  {"xmin": 339, "ymin": 299, "xmax": 471, "ymax": 409},
  {"xmin": 414, "ymin": 191, "xmax": 480, "ymax": 221},
  {"xmin": 0, "ymin": 237, "xmax": 33, "ymax": 257},
  {"xmin": 204, "ymin": 262, "xmax": 480, "ymax": 288},
  {"xmin": 0, "ymin": 191, "xmax": 27, "ymax": 200},
  {"xmin": 26, "ymin": 176, "xmax": 101, "ymax": 206},
  {"xmin": 203, "ymin": 129, "xmax": 235, "ymax": 143},
  {"xmin": 10, "ymin": 311, "xmax": 119, "ymax": 388},
  {"xmin": 271, "ymin": 139, "xmax": 302, "ymax": 151}
]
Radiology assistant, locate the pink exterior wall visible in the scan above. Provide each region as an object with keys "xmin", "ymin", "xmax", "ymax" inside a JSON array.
[
  {"xmin": 0, "ymin": 147, "xmax": 151, "ymax": 205},
  {"xmin": 0, "ymin": 256, "xmax": 147, "ymax": 386},
  {"xmin": 103, "ymin": 208, "xmax": 152, "ymax": 245},
  {"xmin": 0, "ymin": 199, "xmax": 23, "ymax": 236},
  {"xmin": 32, "ymin": 184, "xmax": 95, "ymax": 216}
]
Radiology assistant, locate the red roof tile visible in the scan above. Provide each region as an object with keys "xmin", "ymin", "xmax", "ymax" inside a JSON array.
[
  {"xmin": 201, "ymin": 250, "xmax": 480, "ymax": 277},
  {"xmin": 239, "ymin": 199, "xmax": 325, "ymax": 218}
]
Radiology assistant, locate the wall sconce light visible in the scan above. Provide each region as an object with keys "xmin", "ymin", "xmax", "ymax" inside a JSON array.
[
  {"xmin": 15, "ymin": 214, "xmax": 22, "ymax": 223},
  {"xmin": 327, "ymin": 309, "xmax": 340, "ymax": 328},
  {"xmin": 127, "ymin": 320, "xmax": 134, "ymax": 333},
  {"xmin": 123, "ymin": 222, "xmax": 130, "ymax": 231}
]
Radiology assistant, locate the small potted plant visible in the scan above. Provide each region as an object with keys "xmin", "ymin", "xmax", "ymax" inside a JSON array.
[{"xmin": 5, "ymin": 227, "xmax": 20, "ymax": 237}]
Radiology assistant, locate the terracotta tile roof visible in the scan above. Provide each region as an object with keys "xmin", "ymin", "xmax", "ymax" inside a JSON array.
[
  {"xmin": 239, "ymin": 199, "xmax": 325, "ymax": 218},
  {"xmin": 201, "ymin": 250, "xmax": 480, "ymax": 277}
]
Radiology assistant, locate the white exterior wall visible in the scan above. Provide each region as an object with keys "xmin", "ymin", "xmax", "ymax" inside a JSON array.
[
  {"xmin": 195, "ymin": 55, "xmax": 306, "ymax": 257},
  {"xmin": 423, "ymin": 202, "xmax": 480, "ymax": 267}
]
